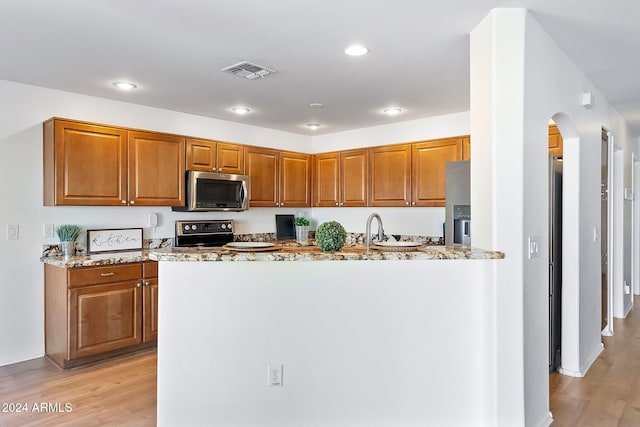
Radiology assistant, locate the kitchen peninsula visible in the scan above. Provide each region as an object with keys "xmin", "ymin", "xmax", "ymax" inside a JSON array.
[{"xmin": 150, "ymin": 245, "xmax": 503, "ymax": 426}]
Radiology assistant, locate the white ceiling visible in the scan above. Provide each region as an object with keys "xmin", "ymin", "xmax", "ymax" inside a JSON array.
[{"xmin": 1, "ymin": 0, "xmax": 639, "ymax": 136}]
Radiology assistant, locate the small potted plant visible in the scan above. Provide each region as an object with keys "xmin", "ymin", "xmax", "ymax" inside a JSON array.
[
  {"xmin": 315, "ymin": 220, "xmax": 347, "ymax": 252},
  {"xmin": 56, "ymin": 224, "xmax": 81, "ymax": 258},
  {"xmin": 294, "ymin": 216, "xmax": 310, "ymax": 245}
]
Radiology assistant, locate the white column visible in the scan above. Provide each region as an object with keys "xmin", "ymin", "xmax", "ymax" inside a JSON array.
[{"xmin": 470, "ymin": 9, "xmax": 527, "ymax": 426}]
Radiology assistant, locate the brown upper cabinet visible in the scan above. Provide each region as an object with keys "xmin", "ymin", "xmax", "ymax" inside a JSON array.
[
  {"xmin": 280, "ymin": 151, "xmax": 311, "ymax": 207},
  {"xmin": 369, "ymin": 138, "xmax": 463, "ymax": 207},
  {"xmin": 244, "ymin": 146, "xmax": 280, "ymax": 207},
  {"xmin": 462, "ymin": 136, "xmax": 471, "ymax": 161},
  {"xmin": 127, "ymin": 131, "xmax": 185, "ymax": 206},
  {"xmin": 548, "ymin": 125, "xmax": 563, "ymax": 157},
  {"xmin": 412, "ymin": 138, "xmax": 463, "ymax": 207},
  {"xmin": 244, "ymin": 146, "xmax": 311, "ymax": 207},
  {"xmin": 185, "ymin": 138, "xmax": 244, "ymax": 174},
  {"xmin": 43, "ymin": 119, "xmax": 185, "ymax": 206},
  {"xmin": 313, "ymin": 149, "xmax": 368, "ymax": 207},
  {"xmin": 369, "ymin": 144, "xmax": 412, "ymax": 207}
]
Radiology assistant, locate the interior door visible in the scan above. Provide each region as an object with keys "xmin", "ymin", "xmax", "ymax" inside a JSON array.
[{"xmin": 601, "ymin": 129, "xmax": 609, "ymax": 330}]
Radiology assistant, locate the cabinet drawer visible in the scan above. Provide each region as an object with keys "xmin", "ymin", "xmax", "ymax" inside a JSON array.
[
  {"xmin": 143, "ymin": 261, "xmax": 158, "ymax": 278},
  {"xmin": 68, "ymin": 263, "xmax": 142, "ymax": 288}
]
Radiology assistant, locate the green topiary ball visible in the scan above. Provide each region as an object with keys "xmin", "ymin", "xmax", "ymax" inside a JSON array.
[{"xmin": 315, "ymin": 221, "xmax": 347, "ymax": 252}]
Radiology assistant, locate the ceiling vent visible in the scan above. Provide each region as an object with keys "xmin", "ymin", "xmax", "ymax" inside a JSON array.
[{"xmin": 222, "ymin": 61, "xmax": 276, "ymax": 80}]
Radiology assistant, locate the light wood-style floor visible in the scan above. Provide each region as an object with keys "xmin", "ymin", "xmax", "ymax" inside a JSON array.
[
  {"xmin": 551, "ymin": 296, "xmax": 640, "ymax": 426},
  {"xmin": 3, "ymin": 302, "xmax": 640, "ymax": 427},
  {"xmin": 0, "ymin": 348, "xmax": 156, "ymax": 427}
]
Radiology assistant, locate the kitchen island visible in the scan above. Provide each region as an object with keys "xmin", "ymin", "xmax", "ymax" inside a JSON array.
[{"xmin": 150, "ymin": 245, "xmax": 503, "ymax": 427}]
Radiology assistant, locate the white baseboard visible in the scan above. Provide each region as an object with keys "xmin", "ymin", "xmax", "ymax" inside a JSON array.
[
  {"xmin": 534, "ymin": 411, "xmax": 553, "ymax": 427},
  {"xmin": 624, "ymin": 301, "xmax": 633, "ymax": 318},
  {"xmin": 558, "ymin": 342, "xmax": 604, "ymax": 377}
]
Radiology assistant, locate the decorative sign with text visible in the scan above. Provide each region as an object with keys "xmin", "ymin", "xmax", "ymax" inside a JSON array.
[{"xmin": 87, "ymin": 228, "xmax": 143, "ymax": 254}]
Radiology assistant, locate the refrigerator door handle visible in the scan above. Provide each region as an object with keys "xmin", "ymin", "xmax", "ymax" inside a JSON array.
[{"xmin": 549, "ymin": 262, "xmax": 554, "ymax": 297}]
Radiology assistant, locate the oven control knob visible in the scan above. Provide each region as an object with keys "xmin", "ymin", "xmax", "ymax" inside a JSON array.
[
  {"xmin": 192, "ymin": 224, "xmax": 198, "ymax": 230},
  {"xmin": 221, "ymin": 224, "xmax": 226, "ymax": 229}
]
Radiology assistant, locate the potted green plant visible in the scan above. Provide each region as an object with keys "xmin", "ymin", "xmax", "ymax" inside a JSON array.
[
  {"xmin": 56, "ymin": 224, "xmax": 81, "ymax": 258},
  {"xmin": 315, "ymin": 220, "xmax": 347, "ymax": 252},
  {"xmin": 294, "ymin": 216, "xmax": 310, "ymax": 244}
]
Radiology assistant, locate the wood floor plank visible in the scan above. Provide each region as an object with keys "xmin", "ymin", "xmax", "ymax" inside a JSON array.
[
  {"xmin": 551, "ymin": 296, "xmax": 640, "ymax": 426},
  {"xmin": 0, "ymin": 349, "xmax": 156, "ymax": 427}
]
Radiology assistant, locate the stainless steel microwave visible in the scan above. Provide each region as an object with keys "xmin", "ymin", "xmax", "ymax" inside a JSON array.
[{"xmin": 172, "ymin": 171, "xmax": 250, "ymax": 212}]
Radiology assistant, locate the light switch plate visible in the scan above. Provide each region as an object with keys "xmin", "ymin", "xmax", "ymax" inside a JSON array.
[
  {"xmin": 6, "ymin": 225, "xmax": 19, "ymax": 240},
  {"xmin": 528, "ymin": 236, "xmax": 540, "ymax": 259}
]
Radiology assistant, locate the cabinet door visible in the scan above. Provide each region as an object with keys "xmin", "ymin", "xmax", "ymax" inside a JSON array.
[
  {"xmin": 217, "ymin": 142, "xmax": 244, "ymax": 174},
  {"xmin": 186, "ymin": 138, "xmax": 216, "ymax": 171},
  {"xmin": 244, "ymin": 146, "xmax": 279, "ymax": 207},
  {"xmin": 143, "ymin": 278, "xmax": 158, "ymax": 343},
  {"xmin": 548, "ymin": 125, "xmax": 563, "ymax": 157},
  {"xmin": 313, "ymin": 152, "xmax": 340, "ymax": 207},
  {"xmin": 412, "ymin": 138, "xmax": 462, "ymax": 207},
  {"xmin": 280, "ymin": 151, "xmax": 311, "ymax": 207},
  {"xmin": 69, "ymin": 281, "xmax": 142, "ymax": 359},
  {"xmin": 369, "ymin": 144, "xmax": 411, "ymax": 207},
  {"xmin": 45, "ymin": 120, "xmax": 127, "ymax": 206},
  {"xmin": 341, "ymin": 149, "xmax": 368, "ymax": 207},
  {"xmin": 128, "ymin": 131, "xmax": 185, "ymax": 206},
  {"xmin": 462, "ymin": 136, "xmax": 471, "ymax": 161}
]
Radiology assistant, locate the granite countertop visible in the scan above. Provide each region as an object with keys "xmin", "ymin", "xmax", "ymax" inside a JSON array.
[
  {"xmin": 148, "ymin": 244, "xmax": 504, "ymax": 262},
  {"xmin": 40, "ymin": 250, "xmax": 153, "ymax": 268}
]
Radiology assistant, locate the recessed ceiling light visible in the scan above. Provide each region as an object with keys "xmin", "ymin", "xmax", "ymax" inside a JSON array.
[
  {"xmin": 112, "ymin": 81, "xmax": 137, "ymax": 90},
  {"xmin": 306, "ymin": 123, "xmax": 321, "ymax": 130},
  {"xmin": 344, "ymin": 45, "xmax": 369, "ymax": 56},
  {"xmin": 232, "ymin": 107, "xmax": 251, "ymax": 115},
  {"xmin": 309, "ymin": 103, "xmax": 324, "ymax": 108},
  {"xmin": 384, "ymin": 108, "xmax": 403, "ymax": 115}
]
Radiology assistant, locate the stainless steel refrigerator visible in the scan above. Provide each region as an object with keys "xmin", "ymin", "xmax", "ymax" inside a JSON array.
[
  {"xmin": 445, "ymin": 160, "xmax": 470, "ymax": 246},
  {"xmin": 549, "ymin": 156, "xmax": 563, "ymax": 372}
]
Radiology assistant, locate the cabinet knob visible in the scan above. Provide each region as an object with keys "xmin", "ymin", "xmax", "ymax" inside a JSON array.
[
  {"xmin": 137, "ymin": 282, "xmax": 142, "ymax": 288},
  {"xmin": 335, "ymin": 202, "xmax": 339, "ymax": 206},
  {"xmin": 130, "ymin": 200, "xmax": 135, "ymax": 205},
  {"xmin": 145, "ymin": 281, "xmax": 150, "ymax": 287},
  {"xmin": 405, "ymin": 201, "xmax": 410, "ymax": 205},
  {"xmin": 121, "ymin": 200, "xmax": 127, "ymax": 204},
  {"xmin": 340, "ymin": 203, "xmax": 343, "ymax": 206},
  {"xmin": 412, "ymin": 201, "xmax": 416, "ymax": 206}
]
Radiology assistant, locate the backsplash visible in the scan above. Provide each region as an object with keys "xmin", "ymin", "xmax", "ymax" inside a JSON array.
[
  {"xmin": 235, "ymin": 232, "xmax": 443, "ymax": 246},
  {"xmin": 41, "ymin": 238, "xmax": 173, "ymax": 257}
]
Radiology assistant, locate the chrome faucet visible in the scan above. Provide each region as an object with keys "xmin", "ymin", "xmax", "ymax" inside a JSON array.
[{"xmin": 365, "ymin": 212, "xmax": 385, "ymax": 250}]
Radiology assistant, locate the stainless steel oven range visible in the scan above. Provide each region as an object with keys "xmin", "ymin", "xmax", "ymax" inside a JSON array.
[{"xmin": 174, "ymin": 220, "xmax": 234, "ymax": 247}]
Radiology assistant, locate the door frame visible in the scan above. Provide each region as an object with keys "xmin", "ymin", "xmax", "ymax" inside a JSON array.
[{"xmin": 602, "ymin": 129, "xmax": 614, "ymax": 336}]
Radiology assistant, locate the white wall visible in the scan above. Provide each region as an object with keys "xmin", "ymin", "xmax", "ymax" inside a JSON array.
[
  {"xmin": 0, "ymin": 79, "xmax": 469, "ymax": 366},
  {"xmin": 471, "ymin": 8, "xmax": 635, "ymax": 427},
  {"xmin": 310, "ymin": 111, "xmax": 469, "ymax": 153}
]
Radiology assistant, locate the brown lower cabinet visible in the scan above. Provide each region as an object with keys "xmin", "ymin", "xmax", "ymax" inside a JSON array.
[{"xmin": 45, "ymin": 261, "xmax": 158, "ymax": 368}]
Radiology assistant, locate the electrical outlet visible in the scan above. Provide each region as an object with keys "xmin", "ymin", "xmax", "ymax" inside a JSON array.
[
  {"xmin": 44, "ymin": 224, "xmax": 55, "ymax": 239},
  {"xmin": 6, "ymin": 225, "xmax": 19, "ymax": 240},
  {"xmin": 268, "ymin": 364, "xmax": 283, "ymax": 387},
  {"xmin": 625, "ymin": 281, "xmax": 631, "ymax": 295}
]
